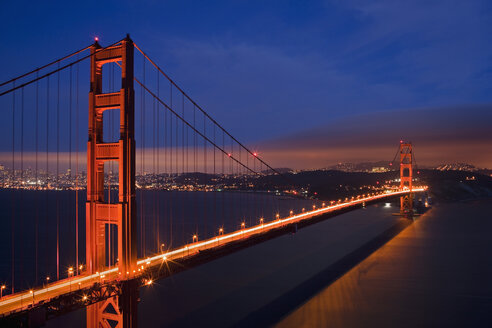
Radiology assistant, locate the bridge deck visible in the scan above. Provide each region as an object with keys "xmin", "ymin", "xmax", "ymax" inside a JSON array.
[{"xmin": 0, "ymin": 189, "xmax": 423, "ymax": 317}]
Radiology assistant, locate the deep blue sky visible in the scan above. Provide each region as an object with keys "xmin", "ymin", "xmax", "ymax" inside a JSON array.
[{"xmin": 1, "ymin": 0, "xmax": 491, "ymax": 167}]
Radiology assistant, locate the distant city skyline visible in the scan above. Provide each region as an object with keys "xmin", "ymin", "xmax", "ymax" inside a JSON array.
[{"xmin": 0, "ymin": 150, "xmax": 489, "ymax": 174}]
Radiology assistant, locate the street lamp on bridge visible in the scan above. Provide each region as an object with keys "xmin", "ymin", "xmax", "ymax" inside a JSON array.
[{"xmin": 68, "ymin": 267, "xmax": 74, "ymax": 292}]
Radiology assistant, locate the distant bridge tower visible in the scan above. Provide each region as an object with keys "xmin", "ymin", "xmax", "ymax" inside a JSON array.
[
  {"xmin": 86, "ymin": 35, "xmax": 138, "ymax": 328},
  {"xmin": 399, "ymin": 141, "xmax": 413, "ymax": 216}
]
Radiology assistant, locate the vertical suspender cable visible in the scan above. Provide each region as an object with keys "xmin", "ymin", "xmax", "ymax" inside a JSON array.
[
  {"xmin": 245, "ymin": 150, "xmax": 248, "ymax": 225},
  {"xmin": 175, "ymin": 88, "xmax": 178, "ymax": 241},
  {"xmin": 230, "ymin": 138, "xmax": 233, "ymax": 230},
  {"xmin": 261, "ymin": 162, "xmax": 264, "ymax": 219},
  {"xmin": 11, "ymin": 82, "xmax": 15, "ymax": 294},
  {"xmin": 20, "ymin": 87, "xmax": 24, "ymax": 284},
  {"xmin": 35, "ymin": 73, "xmax": 39, "ymax": 285},
  {"xmin": 238, "ymin": 147, "xmax": 241, "ymax": 224},
  {"xmin": 164, "ymin": 92, "xmax": 168, "ymax": 247},
  {"xmin": 246, "ymin": 148, "xmax": 249, "ymax": 225},
  {"xmin": 253, "ymin": 154, "xmax": 256, "ymax": 224},
  {"xmin": 181, "ymin": 94, "xmax": 184, "ymax": 244},
  {"xmin": 75, "ymin": 60, "xmax": 79, "ymax": 275},
  {"xmin": 156, "ymin": 69, "xmax": 160, "ymax": 252},
  {"xmin": 239, "ymin": 147, "xmax": 243, "ymax": 226},
  {"xmin": 175, "ymin": 92, "xmax": 180, "ymax": 244},
  {"xmin": 203, "ymin": 113, "xmax": 206, "ymax": 238},
  {"xmin": 185, "ymin": 99, "xmax": 191, "ymax": 236},
  {"xmin": 69, "ymin": 66, "xmax": 73, "ymax": 269},
  {"xmin": 56, "ymin": 64, "xmax": 60, "ymax": 281},
  {"xmin": 45, "ymin": 76, "xmax": 49, "ymax": 281},
  {"xmin": 140, "ymin": 60, "xmax": 144, "ymax": 256},
  {"xmin": 169, "ymin": 82, "xmax": 173, "ymax": 246},
  {"xmin": 153, "ymin": 94, "xmax": 156, "ymax": 253},
  {"xmin": 142, "ymin": 59, "xmax": 146, "ymax": 256},
  {"xmin": 252, "ymin": 151, "xmax": 255, "ymax": 221},
  {"xmin": 193, "ymin": 105, "xmax": 197, "ymax": 235}
]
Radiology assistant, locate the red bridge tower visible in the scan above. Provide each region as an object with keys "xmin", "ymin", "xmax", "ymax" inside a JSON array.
[
  {"xmin": 399, "ymin": 141, "xmax": 413, "ymax": 216},
  {"xmin": 86, "ymin": 35, "xmax": 138, "ymax": 327}
]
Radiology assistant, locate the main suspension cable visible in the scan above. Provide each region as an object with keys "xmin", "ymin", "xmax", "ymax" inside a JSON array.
[
  {"xmin": 0, "ymin": 39, "xmax": 124, "ymax": 97},
  {"xmin": 0, "ymin": 44, "xmax": 91, "ymax": 88}
]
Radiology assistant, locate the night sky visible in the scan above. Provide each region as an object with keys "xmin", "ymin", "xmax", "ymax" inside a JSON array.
[{"xmin": 1, "ymin": 0, "xmax": 491, "ymax": 168}]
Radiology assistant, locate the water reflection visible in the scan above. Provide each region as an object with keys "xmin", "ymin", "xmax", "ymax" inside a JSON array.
[{"xmin": 276, "ymin": 199, "xmax": 492, "ymax": 328}]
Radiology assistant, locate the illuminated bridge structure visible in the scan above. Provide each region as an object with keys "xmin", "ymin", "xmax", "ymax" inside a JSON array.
[{"xmin": 0, "ymin": 36, "xmax": 424, "ymax": 327}]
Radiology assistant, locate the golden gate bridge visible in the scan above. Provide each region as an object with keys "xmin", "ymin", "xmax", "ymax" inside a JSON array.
[{"xmin": 0, "ymin": 35, "xmax": 424, "ymax": 327}]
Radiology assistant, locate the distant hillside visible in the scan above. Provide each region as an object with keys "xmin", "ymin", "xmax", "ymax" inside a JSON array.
[
  {"xmin": 417, "ymin": 170, "xmax": 492, "ymax": 202},
  {"xmin": 261, "ymin": 168, "xmax": 293, "ymax": 174},
  {"xmin": 325, "ymin": 161, "xmax": 392, "ymax": 172},
  {"xmin": 253, "ymin": 169, "xmax": 492, "ymax": 202}
]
